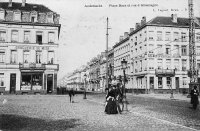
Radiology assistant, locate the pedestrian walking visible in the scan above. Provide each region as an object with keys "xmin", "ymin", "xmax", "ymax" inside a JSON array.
[
  {"xmin": 68, "ymin": 88, "xmax": 75, "ymax": 103},
  {"xmin": 190, "ymin": 85, "xmax": 199, "ymax": 109}
]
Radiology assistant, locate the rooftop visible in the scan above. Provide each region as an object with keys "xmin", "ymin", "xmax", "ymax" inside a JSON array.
[{"xmin": 0, "ymin": 2, "xmax": 53, "ymax": 13}]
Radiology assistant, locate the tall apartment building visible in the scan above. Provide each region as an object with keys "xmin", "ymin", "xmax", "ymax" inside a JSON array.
[
  {"xmin": 0, "ymin": 0, "xmax": 61, "ymax": 94},
  {"xmin": 113, "ymin": 32, "xmax": 131, "ymax": 90},
  {"xmin": 130, "ymin": 14, "xmax": 200, "ymax": 93}
]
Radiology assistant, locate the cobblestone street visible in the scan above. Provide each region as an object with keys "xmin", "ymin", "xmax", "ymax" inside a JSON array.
[{"xmin": 0, "ymin": 94, "xmax": 199, "ymax": 131}]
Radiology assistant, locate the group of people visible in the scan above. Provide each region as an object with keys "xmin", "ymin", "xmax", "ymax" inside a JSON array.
[{"xmin": 105, "ymin": 76, "xmax": 124, "ymax": 114}]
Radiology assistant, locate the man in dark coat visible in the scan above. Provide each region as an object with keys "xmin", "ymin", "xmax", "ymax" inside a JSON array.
[
  {"xmin": 190, "ymin": 85, "xmax": 199, "ymax": 109},
  {"xmin": 68, "ymin": 88, "xmax": 75, "ymax": 103}
]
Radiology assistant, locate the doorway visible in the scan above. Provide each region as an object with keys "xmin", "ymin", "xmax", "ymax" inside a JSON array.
[
  {"xmin": 175, "ymin": 77, "xmax": 179, "ymax": 92},
  {"xmin": 47, "ymin": 74, "xmax": 53, "ymax": 93},
  {"xmin": 10, "ymin": 74, "xmax": 16, "ymax": 94},
  {"xmin": 149, "ymin": 77, "xmax": 154, "ymax": 93}
]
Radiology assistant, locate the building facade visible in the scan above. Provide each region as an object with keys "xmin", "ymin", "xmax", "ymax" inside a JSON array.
[
  {"xmin": 130, "ymin": 15, "xmax": 200, "ymax": 93},
  {"xmin": 113, "ymin": 32, "xmax": 132, "ymax": 90},
  {"xmin": 0, "ymin": 1, "xmax": 60, "ymax": 94}
]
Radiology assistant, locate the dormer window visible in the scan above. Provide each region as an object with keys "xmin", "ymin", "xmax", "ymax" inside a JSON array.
[
  {"xmin": 0, "ymin": 10, "xmax": 5, "ymax": 20},
  {"xmin": 14, "ymin": 11, "xmax": 21, "ymax": 22},
  {"xmin": 31, "ymin": 16, "xmax": 35, "ymax": 22},
  {"xmin": 30, "ymin": 11, "xmax": 37, "ymax": 22},
  {"xmin": 47, "ymin": 12, "xmax": 53, "ymax": 23}
]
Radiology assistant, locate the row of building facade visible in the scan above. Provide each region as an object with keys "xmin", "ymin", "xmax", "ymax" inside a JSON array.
[
  {"xmin": 0, "ymin": 0, "xmax": 60, "ymax": 94},
  {"xmin": 62, "ymin": 14, "xmax": 200, "ymax": 94}
]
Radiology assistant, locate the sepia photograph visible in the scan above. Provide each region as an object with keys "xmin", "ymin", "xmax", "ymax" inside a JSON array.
[{"xmin": 0, "ymin": 0, "xmax": 200, "ymax": 130}]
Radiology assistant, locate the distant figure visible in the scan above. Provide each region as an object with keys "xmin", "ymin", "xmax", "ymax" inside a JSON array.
[
  {"xmin": 190, "ymin": 85, "xmax": 199, "ymax": 109},
  {"xmin": 68, "ymin": 88, "xmax": 75, "ymax": 103}
]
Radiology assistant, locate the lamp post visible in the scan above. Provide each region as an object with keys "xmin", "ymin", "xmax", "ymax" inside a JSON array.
[
  {"xmin": 83, "ymin": 74, "xmax": 87, "ymax": 99},
  {"xmin": 121, "ymin": 59, "xmax": 128, "ymax": 111}
]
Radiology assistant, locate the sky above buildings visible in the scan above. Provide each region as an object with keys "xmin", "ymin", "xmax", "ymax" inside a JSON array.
[{"xmin": 2, "ymin": 0, "xmax": 200, "ymax": 79}]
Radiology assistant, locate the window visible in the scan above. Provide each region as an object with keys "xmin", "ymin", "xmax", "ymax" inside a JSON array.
[
  {"xmin": 173, "ymin": 32, "xmax": 179, "ymax": 41},
  {"xmin": 0, "ymin": 50, "xmax": 5, "ymax": 63},
  {"xmin": 157, "ymin": 59, "xmax": 162, "ymax": 69},
  {"xmin": 181, "ymin": 45, "xmax": 187, "ymax": 56},
  {"xmin": 148, "ymin": 58, "xmax": 154, "ymax": 69},
  {"xmin": 31, "ymin": 16, "xmax": 36, "ymax": 22},
  {"xmin": 196, "ymin": 34, "xmax": 200, "ymax": 42},
  {"xmin": 174, "ymin": 59, "xmax": 179, "ymax": 70},
  {"xmin": 182, "ymin": 77, "xmax": 188, "ymax": 86},
  {"xmin": 23, "ymin": 51, "xmax": 30, "ymax": 63},
  {"xmin": 11, "ymin": 30, "xmax": 19, "ymax": 42},
  {"xmin": 0, "ymin": 73, "xmax": 4, "ymax": 87},
  {"xmin": 165, "ymin": 32, "xmax": 171, "ymax": 41},
  {"xmin": 157, "ymin": 31, "xmax": 162, "ymax": 41},
  {"xmin": 158, "ymin": 77, "xmax": 162, "ymax": 88},
  {"xmin": 181, "ymin": 32, "xmax": 187, "ymax": 42},
  {"xmin": 0, "ymin": 11, "xmax": 5, "ymax": 20},
  {"xmin": 166, "ymin": 77, "xmax": 171, "ymax": 88},
  {"xmin": 36, "ymin": 51, "xmax": 42, "ymax": 63},
  {"xmin": 47, "ymin": 13, "xmax": 53, "ymax": 23},
  {"xmin": 173, "ymin": 45, "xmax": 179, "ymax": 57},
  {"xmin": 139, "ymin": 60, "xmax": 142, "ymax": 71},
  {"xmin": 24, "ymin": 31, "xmax": 30, "ymax": 43},
  {"xmin": 36, "ymin": 32, "xmax": 42, "ymax": 44},
  {"xmin": 166, "ymin": 59, "xmax": 171, "ymax": 69},
  {"xmin": 149, "ymin": 44, "xmax": 154, "ymax": 53},
  {"xmin": 48, "ymin": 32, "xmax": 55, "ymax": 43},
  {"xmin": 14, "ymin": 12, "xmax": 21, "ymax": 21},
  {"xmin": 148, "ymin": 31, "xmax": 154, "ymax": 40},
  {"xmin": 0, "ymin": 31, "xmax": 6, "ymax": 42},
  {"xmin": 182, "ymin": 59, "xmax": 187, "ymax": 71},
  {"xmin": 157, "ymin": 45, "xmax": 162, "ymax": 54},
  {"xmin": 11, "ymin": 50, "xmax": 17, "ymax": 63},
  {"xmin": 48, "ymin": 51, "xmax": 54, "ymax": 64},
  {"xmin": 166, "ymin": 47, "xmax": 171, "ymax": 55}
]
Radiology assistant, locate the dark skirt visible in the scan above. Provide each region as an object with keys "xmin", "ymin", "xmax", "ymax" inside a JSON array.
[
  {"xmin": 191, "ymin": 96, "xmax": 199, "ymax": 105},
  {"xmin": 105, "ymin": 97, "xmax": 118, "ymax": 114}
]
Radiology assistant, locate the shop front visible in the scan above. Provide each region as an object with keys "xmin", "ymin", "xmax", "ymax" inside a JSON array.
[{"xmin": 21, "ymin": 72, "xmax": 43, "ymax": 91}]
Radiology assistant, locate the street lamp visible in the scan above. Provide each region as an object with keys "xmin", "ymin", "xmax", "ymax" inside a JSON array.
[
  {"xmin": 83, "ymin": 74, "xmax": 87, "ymax": 99},
  {"xmin": 121, "ymin": 59, "xmax": 128, "ymax": 111}
]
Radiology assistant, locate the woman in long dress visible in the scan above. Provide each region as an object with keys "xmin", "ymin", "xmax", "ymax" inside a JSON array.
[{"xmin": 105, "ymin": 86, "xmax": 118, "ymax": 114}]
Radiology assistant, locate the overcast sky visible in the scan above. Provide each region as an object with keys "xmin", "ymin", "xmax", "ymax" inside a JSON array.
[{"xmin": 2, "ymin": 0, "xmax": 200, "ymax": 79}]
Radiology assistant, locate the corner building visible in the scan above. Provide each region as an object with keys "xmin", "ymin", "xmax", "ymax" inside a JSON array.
[
  {"xmin": 0, "ymin": 1, "xmax": 61, "ymax": 94},
  {"xmin": 130, "ymin": 15, "xmax": 200, "ymax": 94}
]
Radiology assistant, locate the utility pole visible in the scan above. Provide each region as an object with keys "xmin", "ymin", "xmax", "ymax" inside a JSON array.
[
  {"xmin": 188, "ymin": 0, "xmax": 199, "ymax": 93},
  {"xmin": 106, "ymin": 17, "xmax": 109, "ymax": 92},
  {"xmin": 106, "ymin": 17, "xmax": 111, "ymax": 92}
]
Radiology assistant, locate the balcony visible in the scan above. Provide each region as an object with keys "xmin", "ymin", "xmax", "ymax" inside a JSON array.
[
  {"xmin": 0, "ymin": 63, "xmax": 19, "ymax": 69},
  {"xmin": 155, "ymin": 68, "xmax": 175, "ymax": 77},
  {"xmin": 45, "ymin": 64, "xmax": 59, "ymax": 71},
  {"xmin": 19, "ymin": 63, "xmax": 45, "ymax": 70}
]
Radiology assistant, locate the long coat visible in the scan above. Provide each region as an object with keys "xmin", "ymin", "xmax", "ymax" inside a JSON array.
[{"xmin": 190, "ymin": 89, "xmax": 199, "ymax": 105}]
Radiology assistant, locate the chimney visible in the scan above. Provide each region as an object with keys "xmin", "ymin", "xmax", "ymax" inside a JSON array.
[
  {"xmin": 8, "ymin": 0, "xmax": 12, "ymax": 7},
  {"xmin": 141, "ymin": 16, "xmax": 146, "ymax": 25},
  {"xmin": 22, "ymin": 0, "xmax": 26, "ymax": 7},
  {"xmin": 130, "ymin": 28, "xmax": 134, "ymax": 33},
  {"xmin": 135, "ymin": 23, "xmax": 140, "ymax": 29},
  {"xmin": 119, "ymin": 36, "xmax": 123, "ymax": 41},
  {"xmin": 124, "ymin": 32, "xmax": 129, "ymax": 39},
  {"xmin": 171, "ymin": 14, "xmax": 177, "ymax": 23}
]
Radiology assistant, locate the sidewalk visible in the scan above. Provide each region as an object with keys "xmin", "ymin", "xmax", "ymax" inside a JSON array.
[{"xmin": 128, "ymin": 93, "xmax": 190, "ymax": 101}]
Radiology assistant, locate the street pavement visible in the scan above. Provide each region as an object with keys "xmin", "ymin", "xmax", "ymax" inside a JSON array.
[{"xmin": 0, "ymin": 94, "xmax": 199, "ymax": 131}]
